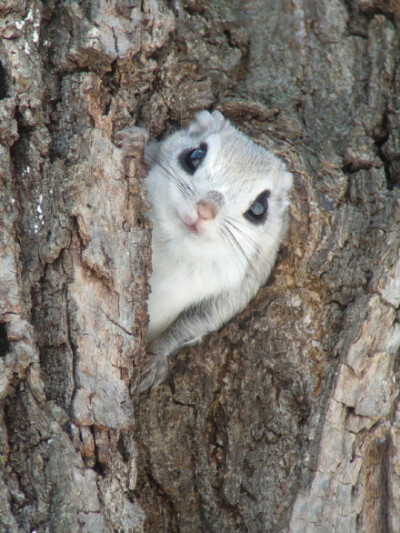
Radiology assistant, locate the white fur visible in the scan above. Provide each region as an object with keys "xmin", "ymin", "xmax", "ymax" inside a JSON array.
[
  {"xmin": 120, "ymin": 110, "xmax": 294, "ymax": 390},
  {"xmin": 145, "ymin": 111, "xmax": 292, "ymax": 344}
]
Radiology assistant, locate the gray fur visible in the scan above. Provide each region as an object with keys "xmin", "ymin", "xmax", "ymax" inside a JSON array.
[{"xmin": 119, "ymin": 110, "xmax": 293, "ymax": 392}]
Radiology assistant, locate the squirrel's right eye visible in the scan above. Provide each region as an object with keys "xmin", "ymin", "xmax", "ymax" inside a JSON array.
[{"xmin": 180, "ymin": 143, "xmax": 207, "ymax": 174}]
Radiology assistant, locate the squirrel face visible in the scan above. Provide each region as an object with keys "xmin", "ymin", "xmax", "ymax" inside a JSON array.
[{"xmin": 145, "ymin": 110, "xmax": 293, "ymax": 274}]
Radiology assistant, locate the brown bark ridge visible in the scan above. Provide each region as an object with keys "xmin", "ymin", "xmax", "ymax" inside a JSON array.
[{"xmin": 0, "ymin": 0, "xmax": 400, "ymax": 532}]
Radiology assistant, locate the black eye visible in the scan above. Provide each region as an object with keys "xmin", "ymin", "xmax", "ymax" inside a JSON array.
[
  {"xmin": 180, "ymin": 143, "xmax": 207, "ymax": 174},
  {"xmin": 244, "ymin": 190, "xmax": 270, "ymax": 224}
]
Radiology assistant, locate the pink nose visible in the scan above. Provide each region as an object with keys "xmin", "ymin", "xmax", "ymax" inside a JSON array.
[{"xmin": 196, "ymin": 200, "xmax": 216, "ymax": 220}]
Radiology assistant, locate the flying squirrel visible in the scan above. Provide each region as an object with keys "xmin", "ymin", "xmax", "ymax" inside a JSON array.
[{"xmin": 118, "ymin": 110, "xmax": 293, "ymax": 392}]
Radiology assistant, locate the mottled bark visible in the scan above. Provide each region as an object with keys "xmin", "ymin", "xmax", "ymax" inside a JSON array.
[{"xmin": 0, "ymin": 1, "xmax": 399, "ymax": 532}]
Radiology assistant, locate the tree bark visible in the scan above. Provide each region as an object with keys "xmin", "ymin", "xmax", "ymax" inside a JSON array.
[{"xmin": 1, "ymin": 1, "xmax": 400, "ymax": 532}]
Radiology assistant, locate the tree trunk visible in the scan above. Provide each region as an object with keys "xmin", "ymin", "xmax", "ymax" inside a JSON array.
[{"xmin": 1, "ymin": 1, "xmax": 399, "ymax": 531}]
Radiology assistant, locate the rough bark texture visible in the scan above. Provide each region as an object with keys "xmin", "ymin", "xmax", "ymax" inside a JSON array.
[{"xmin": 1, "ymin": 0, "xmax": 400, "ymax": 532}]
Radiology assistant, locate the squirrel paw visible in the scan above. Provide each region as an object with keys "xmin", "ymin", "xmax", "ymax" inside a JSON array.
[
  {"xmin": 138, "ymin": 352, "xmax": 169, "ymax": 393},
  {"xmin": 115, "ymin": 126, "xmax": 149, "ymax": 159}
]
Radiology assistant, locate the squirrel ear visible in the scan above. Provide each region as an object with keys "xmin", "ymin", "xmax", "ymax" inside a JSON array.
[{"xmin": 188, "ymin": 110, "xmax": 226, "ymax": 136}]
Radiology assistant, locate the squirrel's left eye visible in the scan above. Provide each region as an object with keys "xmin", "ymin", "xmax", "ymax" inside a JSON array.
[
  {"xmin": 180, "ymin": 143, "xmax": 207, "ymax": 174},
  {"xmin": 244, "ymin": 190, "xmax": 270, "ymax": 224}
]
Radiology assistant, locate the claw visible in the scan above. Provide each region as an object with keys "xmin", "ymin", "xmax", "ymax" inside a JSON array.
[
  {"xmin": 115, "ymin": 126, "xmax": 149, "ymax": 158},
  {"xmin": 138, "ymin": 352, "xmax": 169, "ymax": 393}
]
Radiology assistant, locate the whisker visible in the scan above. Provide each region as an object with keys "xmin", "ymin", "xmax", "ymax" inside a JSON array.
[
  {"xmin": 223, "ymin": 225, "xmax": 259, "ymax": 278},
  {"xmin": 224, "ymin": 218, "xmax": 275, "ymax": 272},
  {"xmin": 151, "ymin": 233, "xmax": 174, "ymax": 246},
  {"xmin": 226, "ymin": 215, "xmax": 278, "ymax": 250},
  {"xmin": 158, "ymin": 153, "xmax": 196, "ymax": 197},
  {"xmin": 225, "ymin": 219, "xmax": 266, "ymax": 259},
  {"xmin": 145, "ymin": 153, "xmax": 193, "ymax": 199},
  {"xmin": 226, "ymin": 214, "xmax": 277, "ymax": 239},
  {"xmin": 220, "ymin": 227, "xmax": 245, "ymax": 272}
]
